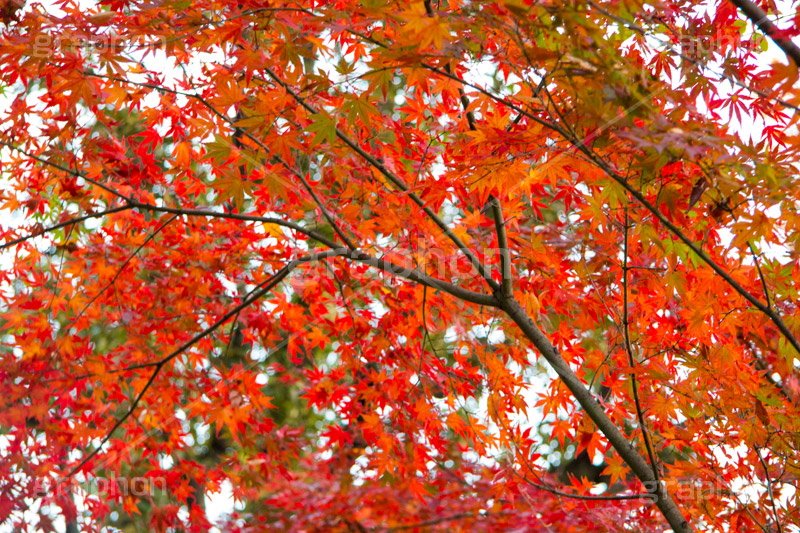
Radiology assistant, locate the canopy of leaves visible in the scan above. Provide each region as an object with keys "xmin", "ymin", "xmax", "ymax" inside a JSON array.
[{"xmin": 1, "ymin": 0, "xmax": 800, "ymax": 531}]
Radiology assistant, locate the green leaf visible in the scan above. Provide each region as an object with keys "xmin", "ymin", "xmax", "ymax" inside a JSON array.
[
  {"xmin": 205, "ymin": 134, "xmax": 232, "ymax": 165},
  {"xmin": 305, "ymin": 112, "xmax": 338, "ymax": 147},
  {"xmin": 344, "ymin": 98, "xmax": 378, "ymax": 127}
]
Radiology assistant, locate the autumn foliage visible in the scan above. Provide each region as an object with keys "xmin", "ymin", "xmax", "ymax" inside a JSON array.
[{"xmin": 2, "ymin": 0, "xmax": 800, "ymax": 530}]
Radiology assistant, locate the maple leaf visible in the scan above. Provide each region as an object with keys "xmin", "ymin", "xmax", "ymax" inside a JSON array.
[
  {"xmin": 305, "ymin": 112, "xmax": 338, "ymax": 146},
  {"xmin": 322, "ymin": 424, "xmax": 354, "ymax": 447},
  {"xmin": 204, "ymin": 134, "xmax": 233, "ymax": 165},
  {"xmin": 602, "ymin": 454, "xmax": 628, "ymax": 488},
  {"xmin": 526, "ymin": 156, "xmax": 571, "ymax": 188},
  {"xmin": 2, "ymin": 1, "xmax": 800, "ymax": 531}
]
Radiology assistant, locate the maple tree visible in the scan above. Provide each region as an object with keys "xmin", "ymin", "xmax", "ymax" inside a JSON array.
[{"xmin": 2, "ymin": 0, "xmax": 800, "ymax": 530}]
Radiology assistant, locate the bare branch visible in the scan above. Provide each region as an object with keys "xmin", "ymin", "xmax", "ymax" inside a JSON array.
[
  {"xmin": 71, "ymin": 214, "xmax": 177, "ymax": 324},
  {"xmin": 0, "ymin": 141, "xmax": 131, "ymax": 202},
  {"xmin": 754, "ymin": 444, "xmax": 785, "ymax": 533}
]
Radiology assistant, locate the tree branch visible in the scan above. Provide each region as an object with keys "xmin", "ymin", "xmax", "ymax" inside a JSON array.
[
  {"xmin": 496, "ymin": 294, "xmax": 692, "ymax": 533},
  {"xmin": 131, "ymin": 202, "xmax": 340, "ymax": 249},
  {"xmin": 584, "ymin": 0, "xmax": 799, "ymax": 113},
  {"xmin": 71, "ymin": 214, "xmax": 177, "ymax": 324},
  {"xmin": 384, "ymin": 511, "xmax": 509, "ymax": 531},
  {"xmin": 0, "ymin": 141, "xmax": 131, "ymax": 202},
  {"xmin": 729, "ymin": 0, "xmax": 800, "ymax": 68},
  {"xmin": 488, "ymin": 197, "xmax": 512, "ymax": 297},
  {"xmin": 577, "ymin": 147, "xmax": 800, "ymax": 357},
  {"xmin": 0, "ymin": 145, "xmax": 343, "ymax": 251},
  {"xmin": 82, "ymin": 71, "xmax": 359, "ymax": 251},
  {"xmin": 64, "ymin": 243, "xmax": 497, "ymax": 478},
  {"xmin": 3, "ymin": 143, "xmax": 495, "ymax": 310},
  {"xmin": 349, "ymin": 251, "xmax": 496, "ymax": 307},
  {"xmin": 261, "ymin": 67, "xmax": 500, "ymax": 292},
  {"xmin": 515, "ymin": 472, "xmax": 653, "ymax": 501},
  {"xmin": 754, "ymin": 444, "xmax": 784, "ymax": 533},
  {"xmin": 342, "ymin": 38, "xmax": 800, "ymax": 359},
  {"xmin": 0, "ymin": 204, "xmax": 132, "ymax": 251},
  {"xmin": 410, "ymin": 14, "xmax": 513, "ymax": 298},
  {"xmin": 65, "ymin": 249, "xmax": 342, "ymax": 478},
  {"xmin": 622, "ymin": 207, "xmax": 660, "ymax": 482}
]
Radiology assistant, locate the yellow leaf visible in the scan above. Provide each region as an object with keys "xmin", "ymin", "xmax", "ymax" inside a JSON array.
[
  {"xmin": 527, "ymin": 157, "xmax": 571, "ymax": 187},
  {"xmin": 524, "ymin": 292, "xmax": 540, "ymax": 318},
  {"xmin": 262, "ymin": 223, "xmax": 285, "ymax": 240}
]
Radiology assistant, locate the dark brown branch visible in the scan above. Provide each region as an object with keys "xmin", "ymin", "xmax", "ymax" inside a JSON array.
[
  {"xmin": 488, "ymin": 197, "xmax": 512, "ymax": 297},
  {"xmin": 0, "ymin": 141, "xmax": 132, "ymax": 202},
  {"xmin": 0, "ymin": 204, "xmax": 132, "ymax": 251},
  {"xmin": 515, "ymin": 472, "xmax": 653, "ymax": 501},
  {"xmin": 71, "ymin": 214, "xmax": 177, "ymax": 323},
  {"xmin": 261, "ymin": 66, "xmax": 500, "ymax": 292},
  {"xmin": 729, "ymin": 0, "xmax": 800, "ymax": 68},
  {"xmin": 82, "ymin": 71, "xmax": 359, "ymax": 252},
  {"xmin": 272, "ymin": 153, "xmax": 359, "ymax": 250},
  {"xmin": 384, "ymin": 511, "xmax": 509, "ymax": 531},
  {"xmin": 131, "ymin": 202, "xmax": 340, "ymax": 249},
  {"xmin": 576, "ymin": 145, "xmax": 800, "ymax": 357},
  {"xmin": 754, "ymin": 444, "xmax": 785, "ymax": 533},
  {"xmin": 350, "ymin": 252, "xmax": 496, "ymax": 307},
  {"xmin": 0, "ymin": 143, "xmax": 342, "ymax": 249},
  {"xmin": 65, "ymin": 245, "xmax": 497, "ymax": 478},
  {"xmin": 411, "ymin": 10, "xmax": 513, "ymax": 298},
  {"xmin": 392, "ymin": 30, "xmax": 689, "ymax": 525},
  {"xmin": 496, "ymin": 295, "xmax": 692, "ymax": 532},
  {"xmin": 585, "ymin": 0, "xmax": 799, "ymax": 113},
  {"xmin": 65, "ymin": 249, "xmax": 341, "ymax": 478},
  {"xmin": 0, "ymin": 144, "xmax": 496, "ymax": 310},
  {"xmin": 748, "ymin": 240, "xmax": 773, "ymax": 309},
  {"xmin": 622, "ymin": 207, "xmax": 660, "ymax": 482}
]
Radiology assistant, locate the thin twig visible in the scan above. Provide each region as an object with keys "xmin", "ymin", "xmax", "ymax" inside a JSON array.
[
  {"xmin": 0, "ymin": 141, "xmax": 131, "ymax": 201},
  {"xmin": 0, "ymin": 204, "xmax": 132, "ymax": 251},
  {"xmin": 384, "ymin": 511, "xmax": 509, "ymax": 531},
  {"xmin": 72, "ymin": 214, "xmax": 177, "ymax": 324},
  {"xmin": 261, "ymin": 66, "xmax": 500, "ymax": 292},
  {"xmin": 66, "ymin": 249, "xmax": 343, "ymax": 477},
  {"xmin": 754, "ymin": 444, "xmax": 784, "ymax": 533},
  {"xmin": 747, "ymin": 241, "xmax": 772, "ymax": 310},
  {"xmin": 622, "ymin": 206, "xmax": 660, "ymax": 482}
]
